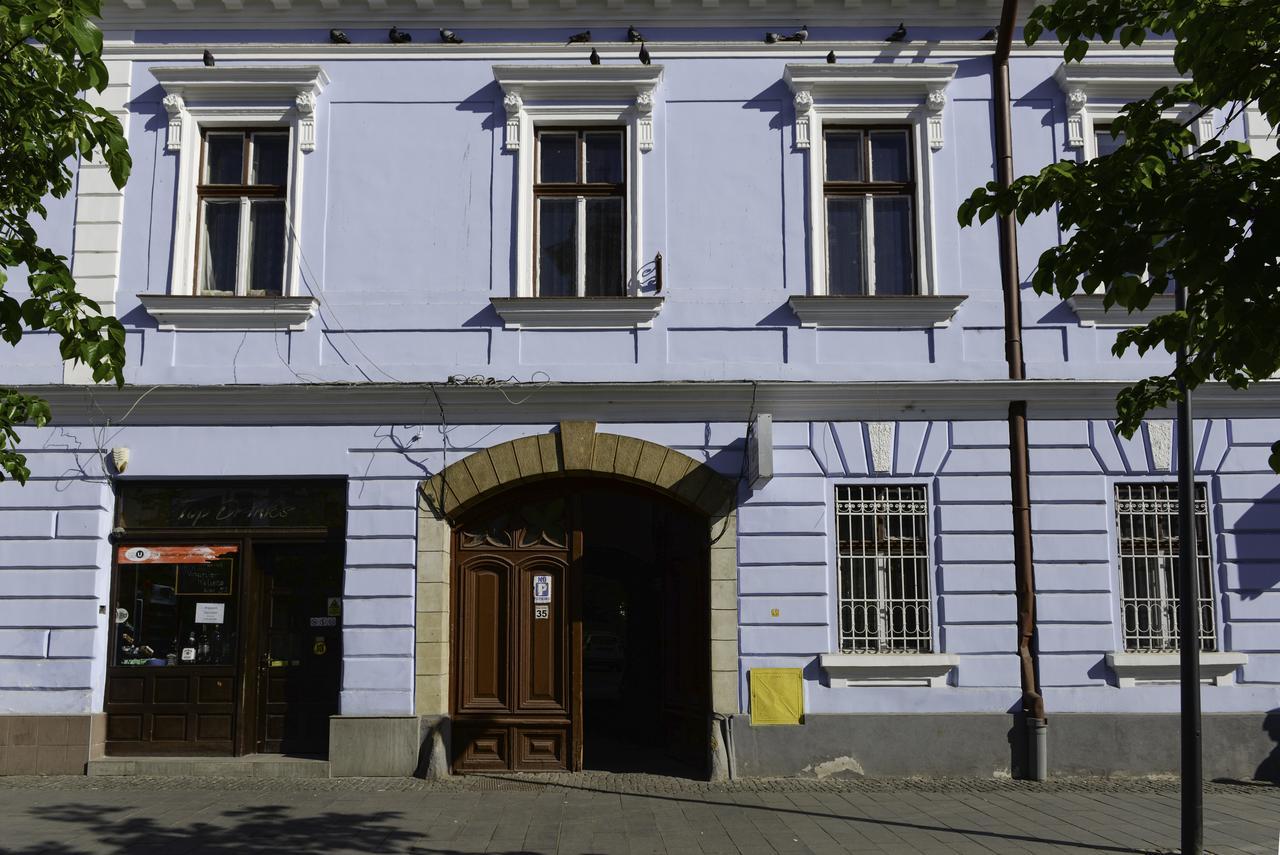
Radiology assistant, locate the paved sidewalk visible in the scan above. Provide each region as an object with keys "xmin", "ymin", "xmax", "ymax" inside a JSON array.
[{"xmin": 0, "ymin": 773, "xmax": 1275, "ymax": 854}]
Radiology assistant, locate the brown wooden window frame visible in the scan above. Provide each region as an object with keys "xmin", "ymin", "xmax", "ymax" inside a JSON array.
[
  {"xmin": 532, "ymin": 127, "xmax": 628, "ymax": 298},
  {"xmin": 822, "ymin": 125, "xmax": 920, "ymax": 296},
  {"xmin": 193, "ymin": 128, "xmax": 291, "ymax": 298}
]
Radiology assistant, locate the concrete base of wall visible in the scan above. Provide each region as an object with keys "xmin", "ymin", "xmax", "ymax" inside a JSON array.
[
  {"xmin": 87, "ymin": 755, "xmax": 329, "ymax": 778},
  {"xmin": 1049, "ymin": 713, "xmax": 1280, "ymax": 783},
  {"xmin": 0, "ymin": 714, "xmax": 103, "ymax": 775},
  {"xmin": 730, "ymin": 714, "xmax": 1020, "ymax": 779},
  {"xmin": 328, "ymin": 715, "xmax": 421, "ymax": 777},
  {"xmin": 730, "ymin": 712, "xmax": 1280, "ymax": 782}
]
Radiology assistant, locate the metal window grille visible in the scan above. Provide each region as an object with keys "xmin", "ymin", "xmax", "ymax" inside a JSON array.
[
  {"xmin": 835, "ymin": 485, "xmax": 932, "ymax": 653},
  {"xmin": 1115, "ymin": 483, "xmax": 1216, "ymax": 652}
]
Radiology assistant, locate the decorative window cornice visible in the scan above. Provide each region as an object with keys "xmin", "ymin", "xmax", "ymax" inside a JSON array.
[
  {"xmin": 1067, "ymin": 293, "xmax": 1175, "ymax": 327},
  {"xmin": 490, "ymin": 296, "xmax": 664, "ymax": 329},
  {"xmin": 137, "ymin": 294, "xmax": 318, "ymax": 331},
  {"xmin": 1052, "ymin": 61, "xmax": 1208, "ymax": 153},
  {"xmin": 151, "ymin": 65, "xmax": 329, "ymax": 153},
  {"xmin": 493, "ymin": 64, "xmax": 663, "ymax": 152},
  {"xmin": 783, "ymin": 63, "xmax": 957, "ymax": 151}
]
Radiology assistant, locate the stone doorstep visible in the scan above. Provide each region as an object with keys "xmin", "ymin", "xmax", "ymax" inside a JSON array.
[{"xmin": 87, "ymin": 754, "xmax": 330, "ymax": 779}]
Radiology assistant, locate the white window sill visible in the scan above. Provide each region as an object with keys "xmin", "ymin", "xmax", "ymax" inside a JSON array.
[
  {"xmin": 1105, "ymin": 651, "xmax": 1248, "ymax": 687},
  {"xmin": 1068, "ymin": 293, "xmax": 1175, "ymax": 327},
  {"xmin": 820, "ymin": 652, "xmax": 959, "ymax": 688},
  {"xmin": 490, "ymin": 296, "xmax": 663, "ymax": 330},
  {"xmin": 788, "ymin": 295, "xmax": 966, "ymax": 329},
  {"xmin": 138, "ymin": 294, "xmax": 318, "ymax": 331}
]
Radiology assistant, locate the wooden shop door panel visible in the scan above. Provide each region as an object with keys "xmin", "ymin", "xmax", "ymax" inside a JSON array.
[
  {"xmin": 254, "ymin": 543, "xmax": 343, "ymax": 756},
  {"xmin": 457, "ymin": 557, "xmax": 511, "ymax": 714}
]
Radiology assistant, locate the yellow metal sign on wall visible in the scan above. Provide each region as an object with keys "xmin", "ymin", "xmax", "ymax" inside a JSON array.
[{"xmin": 749, "ymin": 667, "xmax": 803, "ymax": 725}]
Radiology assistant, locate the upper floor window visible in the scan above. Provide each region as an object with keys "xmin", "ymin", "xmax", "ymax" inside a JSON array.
[
  {"xmin": 534, "ymin": 129, "xmax": 626, "ymax": 297},
  {"xmin": 1093, "ymin": 123, "xmax": 1127, "ymax": 159},
  {"xmin": 835, "ymin": 484, "xmax": 932, "ymax": 653},
  {"xmin": 197, "ymin": 130, "xmax": 289, "ymax": 297},
  {"xmin": 1115, "ymin": 482, "xmax": 1216, "ymax": 652},
  {"xmin": 824, "ymin": 127, "xmax": 917, "ymax": 296}
]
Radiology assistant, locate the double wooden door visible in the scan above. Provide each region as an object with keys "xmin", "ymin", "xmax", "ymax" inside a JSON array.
[{"xmin": 450, "ymin": 488, "xmax": 709, "ymax": 774}]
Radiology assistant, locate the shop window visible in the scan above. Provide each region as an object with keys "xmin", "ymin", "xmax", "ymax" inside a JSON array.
[{"xmin": 114, "ymin": 545, "xmax": 239, "ymax": 667}]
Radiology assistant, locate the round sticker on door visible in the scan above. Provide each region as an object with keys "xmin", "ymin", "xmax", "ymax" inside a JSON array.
[
  {"xmin": 115, "ymin": 608, "xmax": 129, "ymax": 624},
  {"xmin": 123, "ymin": 547, "xmax": 154, "ymax": 563},
  {"xmin": 313, "ymin": 637, "xmax": 327, "ymax": 656}
]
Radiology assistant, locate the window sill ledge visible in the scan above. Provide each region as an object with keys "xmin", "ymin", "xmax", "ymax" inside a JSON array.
[
  {"xmin": 138, "ymin": 294, "xmax": 319, "ymax": 331},
  {"xmin": 1068, "ymin": 293, "xmax": 1175, "ymax": 327},
  {"xmin": 490, "ymin": 296, "xmax": 664, "ymax": 330},
  {"xmin": 788, "ymin": 295, "xmax": 967, "ymax": 329},
  {"xmin": 819, "ymin": 652, "xmax": 959, "ymax": 688},
  {"xmin": 1105, "ymin": 651, "xmax": 1248, "ymax": 687}
]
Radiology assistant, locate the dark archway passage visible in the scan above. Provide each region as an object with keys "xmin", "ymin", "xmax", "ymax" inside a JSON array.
[{"xmin": 450, "ymin": 480, "xmax": 709, "ymax": 776}]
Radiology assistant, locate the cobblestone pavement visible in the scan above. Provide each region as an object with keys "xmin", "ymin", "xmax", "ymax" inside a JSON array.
[{"xmin": 0, "ymin": 773, "xmax": 1275, "ymax": 855}]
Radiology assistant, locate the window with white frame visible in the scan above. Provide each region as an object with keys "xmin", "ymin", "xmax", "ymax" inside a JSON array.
[
  {"xmin": 1114, "ymin": 483, "xmax": 1217, "ymax": 652},
  {"xmin": 782, "ymin": 63, "xmax": 966, "ymax": 329},
  {"xmin": 533, "ymin": 128, "xmax": 626, "ymax": 297},
  {"xmin": 142, "ymin": 66, "xmax": 326, "ymax": 331},
  {"xmin": 835, "ymin": 484, "xmax": 933, "ymax": 653},
  {"xmin": 196, "ymin": 129, "xmax": 289, "ymax": 297},
  {"xmin": 491, "ymin": 65, "xmax": 664, "ymax": 330},
  {"xmin": 823, "ymin": 126, "xmax": 918, "ymax": 295}
]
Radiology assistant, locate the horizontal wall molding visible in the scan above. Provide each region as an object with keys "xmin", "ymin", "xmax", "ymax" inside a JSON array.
[{"xmin": 18, "ymin": 380, "xmax": 1280, "ymax": 425}]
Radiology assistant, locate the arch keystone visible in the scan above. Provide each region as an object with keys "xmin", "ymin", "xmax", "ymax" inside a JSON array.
[{"xmin": 558, "ymin": 420, "xmax": 597, "ymax": 471}]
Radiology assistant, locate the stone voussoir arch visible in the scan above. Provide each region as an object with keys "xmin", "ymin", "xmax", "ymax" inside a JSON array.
[
  {"xmin": 413, "ymin": 421, "xmax": 741, "ymax": 756},
  {"xmin": 420, "ymin": 420, "xmax": 736, "ymax": 522}
]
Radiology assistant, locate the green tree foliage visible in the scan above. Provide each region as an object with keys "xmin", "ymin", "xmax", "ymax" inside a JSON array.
[
  {"xmin": 959, "ymin": 0, "xmax": 1280, "ymax": 469},
  {"xmin": 0, "ymin": 0, "xmax": 130, "ymax": 483}
]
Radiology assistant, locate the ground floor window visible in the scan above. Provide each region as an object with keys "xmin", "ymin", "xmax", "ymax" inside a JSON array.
[
  {"xmin": 1115, "ymin": 482, "xmax": 1217, "ymax": 651},
  {"xmin": 835, "ymin": 484, "xmax": 933, "ymax": 653}
]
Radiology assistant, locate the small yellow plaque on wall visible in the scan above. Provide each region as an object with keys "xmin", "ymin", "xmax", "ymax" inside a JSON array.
[{"xmin": 749, "ymin": 667, "xmax": 803, "ymax": 725}]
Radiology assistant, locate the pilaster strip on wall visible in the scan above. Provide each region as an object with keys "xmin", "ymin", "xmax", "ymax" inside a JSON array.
[{"xmin": 65, "ymin": 60, "xmax": 131, "ymax": 384}]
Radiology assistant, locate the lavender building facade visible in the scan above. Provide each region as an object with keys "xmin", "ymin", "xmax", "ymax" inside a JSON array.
[{"xmin": 1, "ymin": 0, "xmax": 1277, "ymax": 779}]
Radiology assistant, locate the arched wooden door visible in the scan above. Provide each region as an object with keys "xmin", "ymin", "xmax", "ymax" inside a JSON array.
[
  {"xmin": 451, "ymin": 496, "xmax": 576, "ymax": 771},
  {"xmin": 449, "ymin": 485, "xmax": 709, "ymax": 774}
]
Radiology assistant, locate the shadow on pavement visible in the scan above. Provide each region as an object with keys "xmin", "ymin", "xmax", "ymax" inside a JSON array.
[{"xmin": 5, "ymin": 802, "xmax": 542, "ymax": 855}]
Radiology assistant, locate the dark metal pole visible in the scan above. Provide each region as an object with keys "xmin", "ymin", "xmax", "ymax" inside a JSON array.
[{"xmin": 1176, "ymin": 280, "xmax": 1202, "ymax": 854}]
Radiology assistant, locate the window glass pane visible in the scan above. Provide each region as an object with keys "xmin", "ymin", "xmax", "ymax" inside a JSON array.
[
  {"xmin": 201, "ymin": 200, "xmax": 240, "ymax": 294},
  {"xmin": 826, "ymin": 198, "xmax": 865, "ymax": 295},
  {"xmin": 538, "ymin": 133, "xmax": 578, "ymax": 183},
  {"xmin": 869, "ymin": 130, "xmax": 911, "ymax": 182},
  {"xmin": 825, "ymin": 131, "xmax": 864, "ymax": 182},
  {"xmin": 584, "ymin": 197, "xmax": 624, "ymax": 296},
  {"xmin": 251, "ymin": 133, "xmax": 289, "ymax": 185},
  {"xmin": 537, "ymin": 198, "xmax": 577, "ymax": 296},
  {"xmin": 248, "ymin": 200, "xmax": 286, "ymax": 296},
  {"xmin": 584, "ymin": 132, "xmax": 624, "ymax": 184},
  {"xmin": 872, "ymin": 195, "xmax": 915, "ymax": 295},
  {"xmin": 1095, "ymin": 127, "xmax": 1126, "ymax": 158},
  {"xmin": 204, "ymin": 133, "xmax": 244, "ymax": 184},
  {"xmin": 113, "ymin": 545, "xmax": 239, "ymax": 667}
]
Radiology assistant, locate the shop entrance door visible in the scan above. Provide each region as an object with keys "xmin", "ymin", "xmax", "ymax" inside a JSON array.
[{"xmin": 253, "ymin": 543, "xmax": 343, "ymax": 755}]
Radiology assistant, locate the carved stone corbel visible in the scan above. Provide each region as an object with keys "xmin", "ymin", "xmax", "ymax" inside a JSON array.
[
  {"xmin": 503, "ymin": 91, "xmax": 524, "ymax": 151},
  {"xmin": 162, "ymin": 93, "xmax": 186, "ymax": 151},
  {"xmin": 1065, "ymin": 88, "xmax": 1088, "ymax": 148},
  {"xmin": 925, "ymin": 85, "xmax": 947, "ymax": 150},
  {"xmin": 636, "ymin": 88, "xmax": 656, "ymax": 152},
  {"xmin": 793, "ymin": 88, "xmax": 814, "ymax": 149},
  {"xmin": 295, "ymin": 91, "xmax": 317, "ymax": 153}
]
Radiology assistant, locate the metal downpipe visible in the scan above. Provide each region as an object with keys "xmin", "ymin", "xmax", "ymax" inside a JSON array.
[{"xmin": 994, "ymin": 0, "xmax": 1048, "ymax": 779}]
